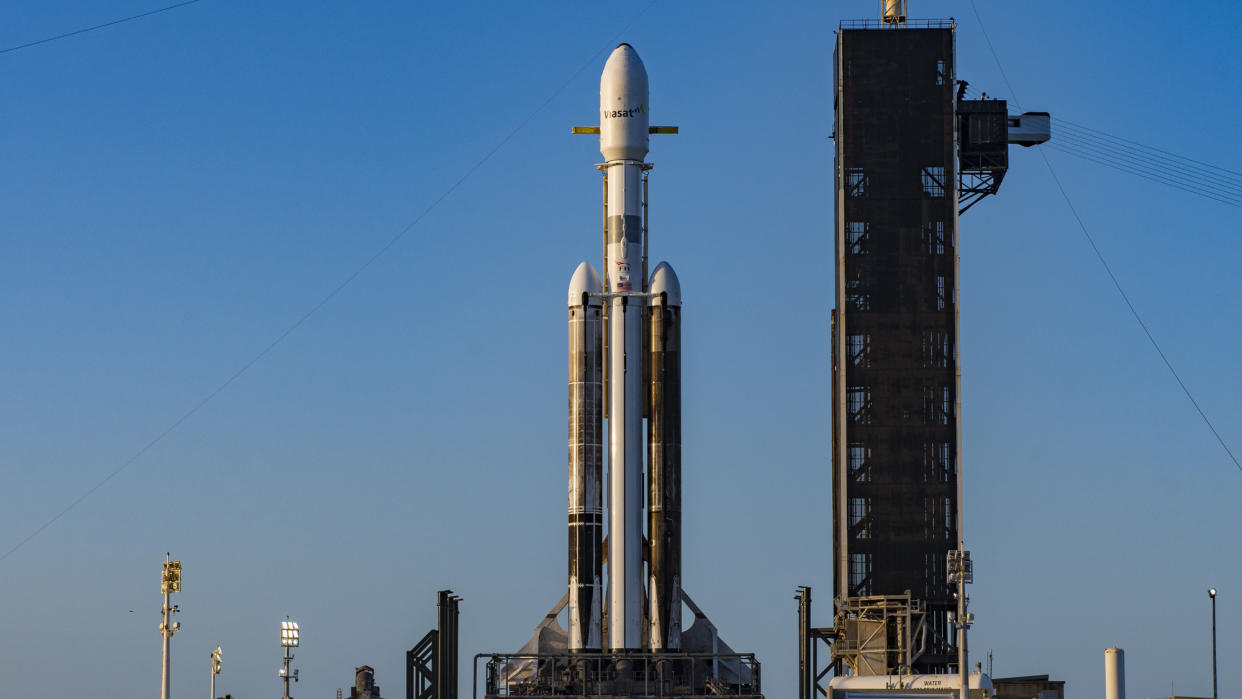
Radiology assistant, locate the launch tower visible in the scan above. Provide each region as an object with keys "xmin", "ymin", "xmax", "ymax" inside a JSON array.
[
  {"xmin": 831, "ymin": 19, "xmax": 962, "ymax": 674},
  {"xmin": 828, "ymin": 3, "xmax": 1048, "ymax": 680}
]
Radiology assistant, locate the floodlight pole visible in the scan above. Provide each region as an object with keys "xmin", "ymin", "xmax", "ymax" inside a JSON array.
[
  {"xmin": 948, "ymin": 549, "xmax": 973, "ymax": 699},
  {"xmin": 280, "ymin": 617, "xmax": 298, "ymax": 699},
  {"xmin": 162, "ymin": 571, "xmax": 171, "ymax": 699},
  {"xmin": 957, "ymin": 577, "xmax": 967, "ymax": 699},
  {"xmin": 160, "ymin": 553, "xmax": 182, "ymax": 699},
  {"xmin": 282, "ymin": 644, "xmax": 293, "ymax": 699},
  {"xmin": 280, "ymin": 645, "xmax": 289, "ymax": 699},
  {"xmin": 211, "ymin": 645, "xmax": 222, "ymax": 699}
]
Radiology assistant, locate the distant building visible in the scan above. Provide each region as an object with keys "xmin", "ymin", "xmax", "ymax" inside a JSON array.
[
  {"xmin": 992, "ymin": 674, "xmax": 1066, "ymax": 699},
  {"xmin": 349, "ymin": 665, "xmax": 382, "ymax": 699}
]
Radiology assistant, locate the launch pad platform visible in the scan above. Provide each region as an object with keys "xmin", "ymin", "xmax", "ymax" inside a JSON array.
[{"xmin": 479, "ymin": 650, "xmax": 761, "ymax": 699}]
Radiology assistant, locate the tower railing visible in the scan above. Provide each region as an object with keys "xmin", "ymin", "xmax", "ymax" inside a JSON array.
[{"xmin": 839, "ymin": 19, "xmax": 955, "ymax": 30}]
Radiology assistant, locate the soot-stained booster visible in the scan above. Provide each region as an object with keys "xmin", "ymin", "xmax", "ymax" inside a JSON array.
[{"xmin": 568, "ymin": 43, "xmax": 682, "ymax": 654}]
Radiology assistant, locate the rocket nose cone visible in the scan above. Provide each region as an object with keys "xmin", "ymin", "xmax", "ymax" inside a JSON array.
[
  {"xmin": 599, "ymin": 43, "xmax": 650, "ymax": 161},
  {"xmin": 648, "ymin": 262, "xmax": 681, "ymax": 307},
  {"xmin": 602, "ymin": 43, "xmax": 648, "ymax": 90},
  {"xmin": 568, "ymin": 261, "xmax": 602, "ymax": 307}
]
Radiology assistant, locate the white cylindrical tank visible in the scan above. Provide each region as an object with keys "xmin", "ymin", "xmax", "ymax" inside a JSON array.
[
  {"xmin": 1105, "ymin": 648, "xmax": 1125, "ymax": 699},
  {"xmin": 827, "ymin": 673, "xmax": 992, "ymax": 691}
]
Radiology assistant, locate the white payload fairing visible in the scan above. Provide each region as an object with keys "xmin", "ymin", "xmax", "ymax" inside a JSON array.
[{"xmin": 568, "ymin": 43, "xmax": 682, "ymax": 654}]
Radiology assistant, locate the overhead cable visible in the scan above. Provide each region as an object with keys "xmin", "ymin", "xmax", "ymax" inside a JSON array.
[
  {"xmin": 1043, "ymin": 144, "xmax": 1242, "ymax": 209},
  {"xmin": 0, "ymin": 0, "xmax": 206, "ymax": 56}
]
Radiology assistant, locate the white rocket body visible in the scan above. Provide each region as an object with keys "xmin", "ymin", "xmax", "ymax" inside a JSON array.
[
  {"xmin": 600, "ymin": 43, "xmax": 647, "ymax": 652},
  {"xmin": 567, "ymin": 43, "xmax": 680, "ymax": 655}
]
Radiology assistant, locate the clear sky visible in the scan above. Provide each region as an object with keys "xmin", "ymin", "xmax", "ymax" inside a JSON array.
[{"xmin": 2, "ymin": 2, "xmax": 1239, "ymax": 698}]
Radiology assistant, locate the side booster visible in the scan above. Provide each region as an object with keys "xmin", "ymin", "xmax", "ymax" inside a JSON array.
[{"xmin": 568, "ymin": 43, "xmax": 681, "ymax": 654}]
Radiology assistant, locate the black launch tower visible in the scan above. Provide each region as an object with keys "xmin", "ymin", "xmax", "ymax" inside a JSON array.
[
  {"xmin": 830, "ymin": 21, "xmax": 963, "ymax": 675},
  {"xmin": 827, "ymin": 9, "xmax": 1047, "ymax": 677}
]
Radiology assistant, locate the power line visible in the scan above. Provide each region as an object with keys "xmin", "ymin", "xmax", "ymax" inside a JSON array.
[
  {"xmin": 0, "ymin": 0, "xmax": 207, "ymax": 56},
  {"xmin": 1049, "ymin": 129, "xmax": 1242, "ymax": 198},
  {"xmin": 1046, "ymin": 124, "xmax": 1242, "ymax": 198},
  {"xmin": 1055, "ymin": 114, "xmax": 1242, "ymax": 180},
  {"xmin": 1047, "ymin": 136, "xmax": 1242, "ymax": 193},
  {"xmin": 1035, "ymin": 147, "xmax": 1242, "ymax": 474},
  {"xmin": 1044, "ymin": 144, "xmax": 1242, "ymax": 209},
  {"xmin": 0, "ymin": 0, "xmax": 660, "ymax": 564},
  {"xmin": 1043, "ymin": 141, "xmax": 1242, "ymax": 207},
  {"xmin": 968, "ymin": 0, "xmax": 1242, "ymax": 474},
  {"xmin": 1040, "ymin": 130, "xmax": 1242, "ymax": 205}
]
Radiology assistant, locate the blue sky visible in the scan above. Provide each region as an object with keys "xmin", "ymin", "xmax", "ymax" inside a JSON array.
[{"xmin": 1, "ymin": 2, "xmax": 1239, "ymax": 698}]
